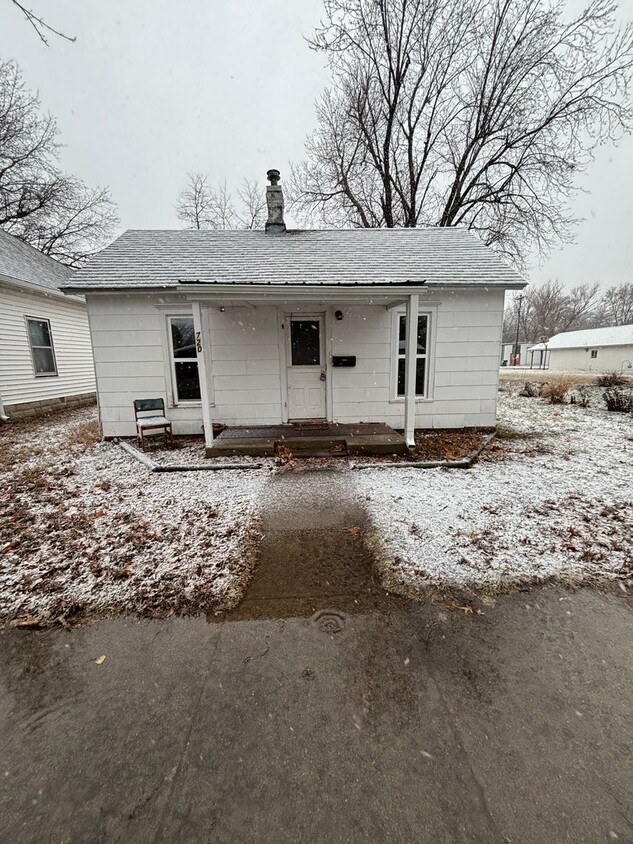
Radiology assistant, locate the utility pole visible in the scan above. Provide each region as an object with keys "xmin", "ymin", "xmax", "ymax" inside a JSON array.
[{"xmin": 513, "ymin": 294, "xmax": 525, "ymax": 365}]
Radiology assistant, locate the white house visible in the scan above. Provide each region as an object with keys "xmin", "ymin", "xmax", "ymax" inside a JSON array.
[
  {"xmin": 64, "ymin": 171, "xmax": 526, "ymax": 454},
  {"xmin": 0, "ymin": 229, "xmax": 96, "ymax": 420},
  {"xmin": 534, "ymin": 325, "xmax": 633, "ymax": 373}
]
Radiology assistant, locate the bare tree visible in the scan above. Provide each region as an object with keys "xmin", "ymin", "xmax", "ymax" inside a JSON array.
[
  {"xmin": 175, "ymin": 173, "xmax": 266, "ymax": 230},
  {"xmin": 0, "ymin": 60, "xmax": 117, "ymax": 266},
  {"xmin": 291, "ymin": 0, "xmax": 633, "ymax": 266},
  {"xmin": 599, "ymin": 282, "xmax": 633, "ymax": 325},
  {"xmin": 503, "ymin": 279, "xmax": 601, "ymax": 341},
  {"xmin": 9, "ymin": 1, "xmax": 75, "ymax": 44}
]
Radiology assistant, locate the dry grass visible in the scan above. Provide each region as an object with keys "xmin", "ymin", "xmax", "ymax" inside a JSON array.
[
  {"xmin": 69, "ymin": 419, "xmax": 101, "ymax": 451},
  {"xmin": 541, "ymin": 375, "xmax": 577, "ymax": 404},
  {"xmin": 499, "ymin": 369, "xmax": 632, "ymax": 386}
]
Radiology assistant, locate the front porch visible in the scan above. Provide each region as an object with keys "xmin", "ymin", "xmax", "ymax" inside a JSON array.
[{"xmin": 206, "ymin": 421, "xmax": 407, "ymax": 457}]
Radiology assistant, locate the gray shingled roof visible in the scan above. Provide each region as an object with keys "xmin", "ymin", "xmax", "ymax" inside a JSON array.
[
  {"xmin": 0, "ymin": 228, "xmax": 74, "ymax": 292},
  {"xmin": 66, "ymin": 227, "xmax": 526, "ymax": 290}
]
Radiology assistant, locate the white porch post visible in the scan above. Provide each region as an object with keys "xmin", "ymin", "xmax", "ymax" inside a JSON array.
[
  {"xmin": 404, "ymin": 293, "xmax": 419, "ymax": 449},
  {"xmin": 191, "ymin": 301, "xmax": 214, "ymax": 448}
]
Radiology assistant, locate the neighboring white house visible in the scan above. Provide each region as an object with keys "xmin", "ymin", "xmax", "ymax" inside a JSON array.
[
  {"xmin": 532, "ymin": 325, "xmax": 633, "ymax": 373},
  {"xmin": 64, "ymin": 172, "xmax": 526, "ymax": 451},
  {"xmin": 0, "ymin": 229, "xmax": 96, "ymax": 419}
]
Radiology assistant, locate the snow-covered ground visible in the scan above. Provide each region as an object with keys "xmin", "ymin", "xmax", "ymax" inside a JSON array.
[
  {"xmin": 1, "ymin": 409, "xmax": 267, "ymax": 626},
  {"xmin": 2, "ymin": 388, "xmax": 631, "ymax": 627},
  {"xmin": 356, "ymin": 388, "xmax": 633, "ymax": 594}
]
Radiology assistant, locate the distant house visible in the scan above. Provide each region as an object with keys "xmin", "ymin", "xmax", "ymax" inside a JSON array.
[
  {"xmin": 0, "ymin": 229, "xmax": 96, "ymax": 420},
  {"xmin": 500, "ymin": 342, "xmax": 533, "ymax": 366},
  {"xmin": 64, "ymin": 170, "xmax": 526, "ymax": 453},
  {"xmin": 531, "ymin": 325, "xmax": 633, "ymax": 373}
]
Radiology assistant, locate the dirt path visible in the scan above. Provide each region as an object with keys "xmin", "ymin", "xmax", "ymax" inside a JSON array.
[{"xmin": 228, "ymin": 468, "xmax": 410, "ymax": 621}]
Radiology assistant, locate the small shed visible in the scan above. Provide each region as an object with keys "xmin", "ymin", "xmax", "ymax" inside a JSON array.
[
  {"xmin": 545, "ymin": 325, "xmax": 633, "ymax": 373},
  {"xmin": 0, "ymin": 229, "xmax": 96, "ymax": 419}
]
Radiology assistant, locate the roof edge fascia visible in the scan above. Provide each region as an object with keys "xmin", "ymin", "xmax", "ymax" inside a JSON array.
[{"xmin": 1, "ymin": 273, "xmax": 84, "ymax": 303}]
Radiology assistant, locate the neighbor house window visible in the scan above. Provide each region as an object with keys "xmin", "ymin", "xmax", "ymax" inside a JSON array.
[
  {"xmin": 169, "ymin": 316, "xmax": 201, "ymax": 401},
  {"xmin": 590, "ymin": 349, "xmax": 598, "ymax": 359},
  {"xmin": 396, "ymin": 313, "xmax": 429, "ymax": 397},
  {"xmin": 26, "ymin": 317, "xmax": 57, "ymax": 376}
]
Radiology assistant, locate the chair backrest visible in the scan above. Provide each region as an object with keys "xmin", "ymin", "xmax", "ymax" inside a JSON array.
[{"xmin": 133, "ymin": 397, "xmax": 165, "ymax": 420}]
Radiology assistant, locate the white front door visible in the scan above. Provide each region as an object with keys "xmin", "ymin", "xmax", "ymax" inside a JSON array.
[{"xmin": 286, "ymin": 315, "xmax": 326, "ymax": 420}]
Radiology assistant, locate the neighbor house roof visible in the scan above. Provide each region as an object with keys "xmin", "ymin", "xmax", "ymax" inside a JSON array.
[
  {"xmin": 64, "ymin": 227, "xmax": 527, "ymax": 292},
  {"xmin": 0, "ymin": 228, "xmax": 74, "ymax": 294},
  {"xmin": 546, "ymin": 325, "xmax": 633, "ymax": 350}
]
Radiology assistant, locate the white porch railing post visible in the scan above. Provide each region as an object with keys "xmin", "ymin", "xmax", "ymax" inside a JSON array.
[
  {"xmin": 191, "ymin": 301, "xmax": 214, "ymax": 448},
  {"xmin": 404, "ymin": 293, "xmax": 419, "ymax": 449}
]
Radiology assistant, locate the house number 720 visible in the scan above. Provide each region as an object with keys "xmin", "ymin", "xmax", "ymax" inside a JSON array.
[{"xmin": 195, "ymin": 331, "xmax": 202, "ymax": 353}]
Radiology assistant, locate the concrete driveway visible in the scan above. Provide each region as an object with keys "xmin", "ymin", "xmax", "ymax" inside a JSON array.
[{"xmin": 0, "ymin": 471, "xmax": 632, "ymax": 843}]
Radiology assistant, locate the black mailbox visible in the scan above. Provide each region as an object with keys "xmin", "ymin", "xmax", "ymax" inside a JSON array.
[{"xmin": 332, "ymin": 355, "xmax": 356, "ymax": 367}]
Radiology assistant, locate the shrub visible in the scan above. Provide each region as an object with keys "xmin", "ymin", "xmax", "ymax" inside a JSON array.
[
  {"xmin": 570, "ymin": 385, "xmax": 591, "ymax": 408},
  {"xmin": 597, "ymin": 371, "xmax": 627, "ymax": 388},
  {"xmin": 519, "ymin": 381, "xmax": 542, "ymax": 398},
  {"xmin": 541, "ymin": 375, "xmax": 575, "ymax": 404},
  {"xmin": 603, "ymin": 388, "xmax": 633, "ymax": 413}
]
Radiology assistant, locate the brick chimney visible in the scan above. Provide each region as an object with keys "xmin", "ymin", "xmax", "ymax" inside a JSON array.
[{"xmin": 265, "ymin": 169, "xmax": 286, "ymax": 234}]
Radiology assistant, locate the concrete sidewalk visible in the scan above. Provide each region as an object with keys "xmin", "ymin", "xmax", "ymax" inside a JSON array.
[{"xmin": 0, "ymin": 586, "xmax": 631, "ymax": 843}]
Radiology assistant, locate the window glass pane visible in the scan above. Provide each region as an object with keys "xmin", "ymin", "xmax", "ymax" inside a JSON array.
[
  {"xmin": 33, "ymin": 347, "xmax": 55, "ymax": 374},
  {"xmin": 397, "ymin": 358, "xmax": 405, "ymax": 396},
  {"xmin": 175, "ymin": 361, "xmax": 201, "ymax": 400},
  {"xmin": 291, "ymin": 320, "xmax": 320, "ymax": 366},
  {"xmin": 28, "ymin": 319, "xmax": 51, "ymax": 347},
  {"xmin": 397, "ymin": 357, "xmax": 426, "ymax": 397},
  {"xmin": 417, "ymin": 315, "xmax": 427, "ymax": 355},
  {"xmin": 398, "ymin": 314, "xmax": 427, "ymax": 355},
  {"xmin": 171, "ymin": 317, "xmax": 196, "ymax": 358},
  {"xmin": 415, "ymin": 357, "xmax": 426, "ymax": 395}
]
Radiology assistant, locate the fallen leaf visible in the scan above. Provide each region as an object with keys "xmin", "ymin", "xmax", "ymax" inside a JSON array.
[
  {"xmin": 347, "ymin": 526, "xmax": 362, "ymax": 535},
  {"xmin": 94, "ymin": 655, "xmax": 106, "ymax": 665},
  {"xmin": 16, "ymin": 616, "xmax": 42, "ymax": 629},
  {"xmin": 94, "ymin": 509, "xmax": 105, "ymax": 518}
]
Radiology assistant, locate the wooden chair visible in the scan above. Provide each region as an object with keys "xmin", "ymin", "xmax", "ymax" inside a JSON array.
[{"xmin": 133, "ymin": 398, "xmax": 173, "ymax": 451}]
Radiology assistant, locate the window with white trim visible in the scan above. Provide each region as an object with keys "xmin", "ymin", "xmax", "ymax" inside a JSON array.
[
  {"xmin": 26, "ymin": 317, "xmax": 57, "ymax": 376},
  {"xmin": 168, "ymin": 316, "xmax": 201, "ymax": 402},
  {"xmin": 396, "ymin": 313, "xmax": 429, "ymax": 397}
]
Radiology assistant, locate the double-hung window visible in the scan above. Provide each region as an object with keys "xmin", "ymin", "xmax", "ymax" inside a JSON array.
[
  {"xmin": 168, "ymin": 316, "xmax": 201, "ymax": 402},
  {"xmin": 396, "ymin": 313, "xmax": 429, "ymax": 397},
  {"xmin": 26, "ymin": 317, "xmax": 57, "ymax": 376}
]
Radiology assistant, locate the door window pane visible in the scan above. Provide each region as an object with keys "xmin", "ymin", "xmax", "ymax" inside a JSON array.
[
  {"xmin": 174, "ymin": 362, "xmax": 201, "ymax": 400},
  {"xmin": 291, "ymin": 320, "xmax": 320, "ymax": 366}
]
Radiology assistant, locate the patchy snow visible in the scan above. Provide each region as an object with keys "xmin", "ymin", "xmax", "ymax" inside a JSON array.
[
  {"xmin": 355, "ymin": 391, "xmax": 633, "ymax": 594},
  {"xmin": 1, "ymin": 408, "xmax": 268, "ymax": 627}
]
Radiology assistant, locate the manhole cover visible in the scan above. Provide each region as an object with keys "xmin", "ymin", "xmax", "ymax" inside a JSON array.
[{"xmin": 311, "ymin": 610, "xmax": 346, "ymax": 635}]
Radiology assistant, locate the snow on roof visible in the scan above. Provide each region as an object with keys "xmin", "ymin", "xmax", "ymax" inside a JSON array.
[
  {"xmin": 65, "ymin": 227, "xmax": 527, "ymax": 291},
  {"xmin": 0, "ymin": 228, "xmax": 74, "ymax": 293},
  {"xmin": 547, "ymin": 325, "xmax": 633, "ymax": 350}
]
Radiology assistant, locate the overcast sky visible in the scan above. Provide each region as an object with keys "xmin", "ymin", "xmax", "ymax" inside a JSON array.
[{"xmin": 2, "ymin": 0, "xmax": 632, "ymax": 289}]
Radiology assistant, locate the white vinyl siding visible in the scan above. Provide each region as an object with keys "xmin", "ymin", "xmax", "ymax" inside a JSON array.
[{"xmin": 0, "ymin": 283, "xmax": 95, "ymax": 405}]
